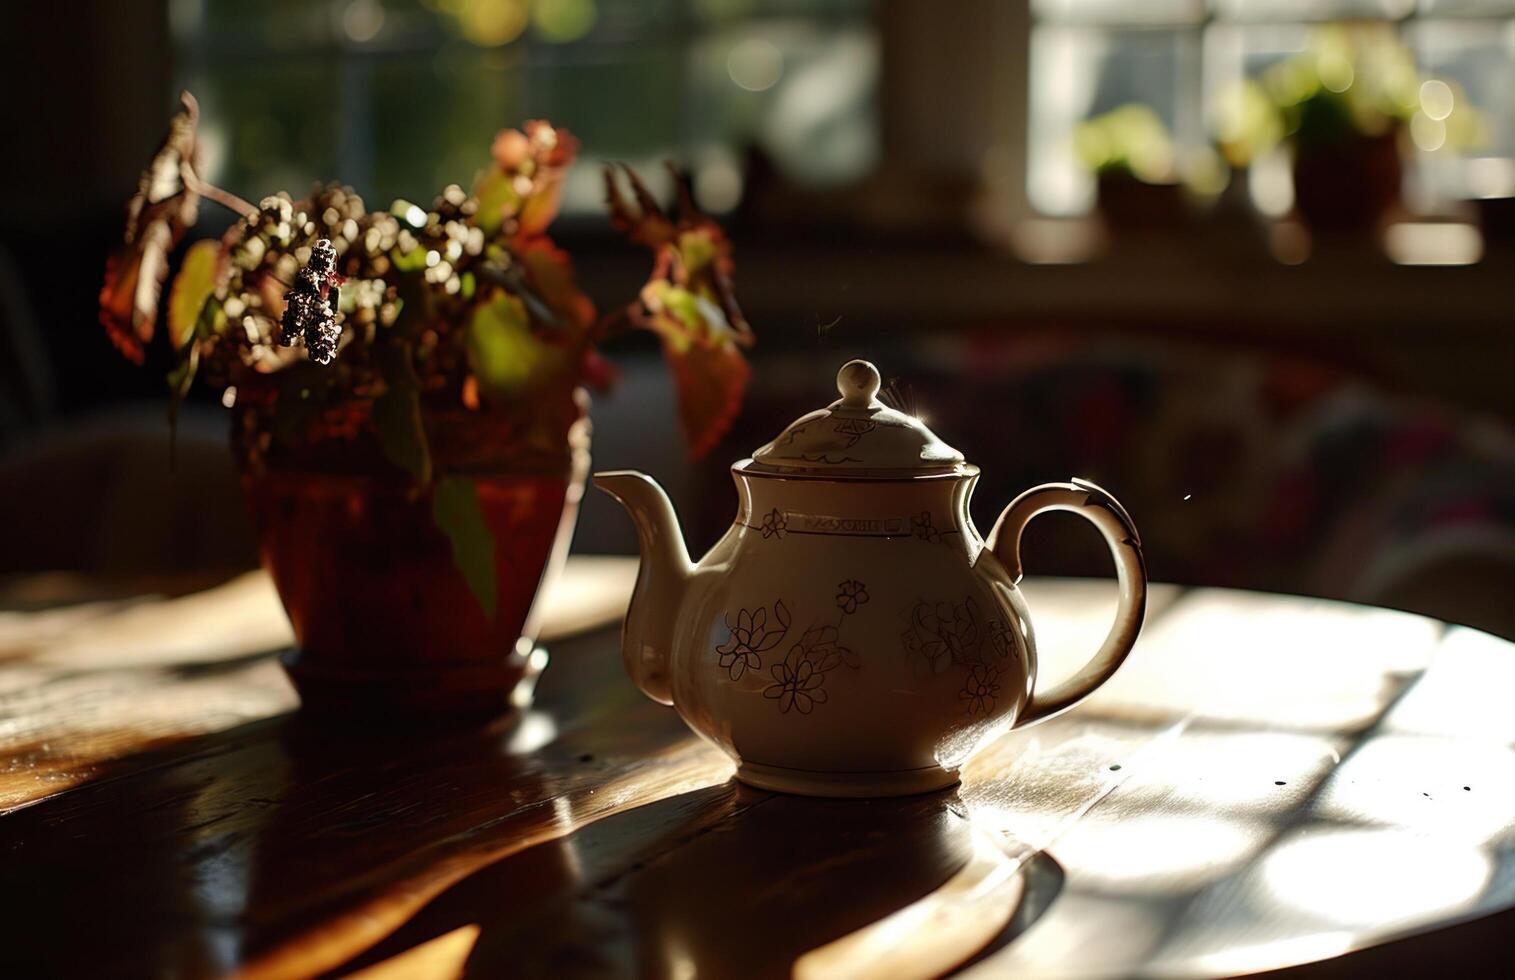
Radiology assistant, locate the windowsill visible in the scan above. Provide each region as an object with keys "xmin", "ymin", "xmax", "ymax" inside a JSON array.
[
  {"xmin": 574, "ymin": 224, "xmax": 1515, "ymax": 415},
  {"xmin": 575, "ymin": 226, "xmax": 1512, "ymax": 339}
]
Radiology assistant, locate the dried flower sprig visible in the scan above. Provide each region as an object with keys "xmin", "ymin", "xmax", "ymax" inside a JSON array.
[
  {"xmin": 279, "ymin": 238, "xmax": 345, "ymax": 364},
  {"xmin": 99, "ymin": 92, "xmax": 754, "ymax": 466}
]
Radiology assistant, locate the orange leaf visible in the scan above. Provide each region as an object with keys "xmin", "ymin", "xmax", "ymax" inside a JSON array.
[
  {"xmin": 604, "ymin": 164, "xmax": 675, "ymax": 249},
  {"xmin": 99, "ymin": 251, "xmax": 146, "ymax": 364},
  {"xmin": 661, "ymin": 333, "xmax": 751, "ymax": 459},
  {"xmin": 519, "ymin": 239, "xmax": 595, "ymax": 333}
]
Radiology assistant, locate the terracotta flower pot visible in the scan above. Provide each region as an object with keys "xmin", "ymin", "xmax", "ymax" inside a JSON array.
[
  {"xmin": 234, "ymin": 396, "xmax": 589, "ymax": 718},
  {"xmin": 1096, "ymin": 173, "xmax": 1189, "ymax": 235},
  {"xmin": 1292, "ymin": 130, "xmax": 1403, "ymax": 236}
]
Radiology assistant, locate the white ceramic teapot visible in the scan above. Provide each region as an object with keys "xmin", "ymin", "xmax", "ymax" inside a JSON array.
[{"xmin": 595, "ymin": 359, "xmax": 1147, "ymax": 797}]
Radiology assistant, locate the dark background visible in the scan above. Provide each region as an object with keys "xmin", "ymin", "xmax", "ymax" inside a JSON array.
[{"xmin": 4, "ymin": 0, "xmax": 1515, "ymax": 637}]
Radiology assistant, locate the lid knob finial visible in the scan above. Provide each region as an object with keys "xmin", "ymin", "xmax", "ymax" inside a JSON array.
[{"xmin": 837, "ymin": 359, "xmax": 881, "ymax": 409}]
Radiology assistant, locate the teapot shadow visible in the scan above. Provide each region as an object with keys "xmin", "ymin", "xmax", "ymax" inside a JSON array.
[{"xmin": 337, "ymin": 780, "xmax": 1063, "ymax": 979}]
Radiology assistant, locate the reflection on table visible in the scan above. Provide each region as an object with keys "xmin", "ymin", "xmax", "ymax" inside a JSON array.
[{"xmin": 0, "ymin": 558, "xmax": 1512, "ymax": 977}]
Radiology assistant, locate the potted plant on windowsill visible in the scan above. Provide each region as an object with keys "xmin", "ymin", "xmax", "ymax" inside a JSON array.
[
  {"xmin": 1074, "ymin": 103, "xmax": 1189, "ymax": 236},
  {"xmin": 99, "ymin": 92, "xmax": 753, "ymax": 717},
  {"xmin": 1215, "ymin": 25, "xmax": 1486, "ymax": 239}
]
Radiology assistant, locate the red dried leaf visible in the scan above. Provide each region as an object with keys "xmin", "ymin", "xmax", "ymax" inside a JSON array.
[
  {"xmin": 99, "ymin": 91, "xmax": 202, "ymax": 363},
  {"xmin": 604, "ymin": 164, "xmax": 675, "ymax": 249},
  {"xmin": 661, "ymin": 331, "xmax": 751, "ymax": 460},
  {"xmin": 518, "ymin": 239, "xmax": 595, "ymax": 333},
  {"xmin": 607, "ymin": 162, "xmax": 753, "ymax": 457}
]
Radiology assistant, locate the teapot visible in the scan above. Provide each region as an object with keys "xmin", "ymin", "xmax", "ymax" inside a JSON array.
[{"xmin": 595, "ymin": 360, "xmax": 1147, "ymax": 797}]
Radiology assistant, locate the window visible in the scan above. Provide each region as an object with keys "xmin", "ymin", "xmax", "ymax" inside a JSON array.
[
  {"xmin": 1027, "ymin": 0, "xmax": 1515, "ymax": 218},
  {"xmin": 170, "ymin": 0, "xmax": 879, "ymax": 218}
]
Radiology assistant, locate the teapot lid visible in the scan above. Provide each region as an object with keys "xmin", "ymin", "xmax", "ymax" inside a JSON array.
[{"xmin": 748, "ymin": 360, "xmax": 966, "ymax": 478}]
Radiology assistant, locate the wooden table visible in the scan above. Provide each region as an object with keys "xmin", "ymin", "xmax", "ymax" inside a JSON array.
[{"xmin": 2, "ymin": 558, "xmax": 1513, "ymax": 978}]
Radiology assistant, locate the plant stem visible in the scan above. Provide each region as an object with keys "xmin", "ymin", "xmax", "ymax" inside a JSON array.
[{"xmin": 187, "ymin": 172, "xmax": 258, "ymax": 220}]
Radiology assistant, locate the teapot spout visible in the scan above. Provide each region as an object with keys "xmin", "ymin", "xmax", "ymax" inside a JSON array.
[{"xmin": 593, "ymin": 471, "xmax": 693, "ymax": 705}]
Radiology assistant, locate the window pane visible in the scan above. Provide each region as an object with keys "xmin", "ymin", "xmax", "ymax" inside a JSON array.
[
  {"xmin": 1408, "ymin": 18, "xmax": 1515, "ymax": 202},
  {"xmin": 1029, "ymin": 25, "xmax": 1202, "ymax": 215},
  {"xmin": 687, "ymin": 20, "xmax": 879, "ymax": 188},
  {"xmin": 369, "ymin": 51, "xmax": 528, "ymax": 206},
  {"xmin": 183, "ymin": 61, "xmax": 343, "ymax": 203},
  {"xmin": 1034, "ymin": 0, "xmax": 1206, "ymax": 26},
  {"xmin": 174, "ymin": 0, "xmax": 880, "ymax": 217},
  {"xmin": 1212, "ymin": 0, "xmax": 1417, "ymax": 21}
]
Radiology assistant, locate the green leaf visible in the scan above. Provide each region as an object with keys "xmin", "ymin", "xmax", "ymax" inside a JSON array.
[
  {"xmin": 373, "ymin": 386, "xmax": 430, "ymax": 484},
  {"xmin": 432, "ymin": 476, "xmax": 498, "ymax": 621},
  {"xmin": 467, "ymin": 290, "xmax": 544, "ymax": 395},
  {"xmin": 167, "ymin": 345, "xmax": 198, "ymax": 402},
  {"xmin": 194, "ymin": 295, "xmax": 226, "ymax": 340},
  {"xmin": 165, "ymin": 343, "xmax": 199, "ymax": 467},
  {"xmin": 472, "ymin": 170, "xmax": 518, "ymax": 237},
  {"xmin": 391, "ymin": 245, "xmax": 429, "ymax": 274},
  {"xmin": 656, "ymin": 284, "xmax": 705, "ymax": 341},
  {"xmin": 373, "ymin": 342, "xmax": 432, "ymax": 484},
  {"xmin": 678, "ymin": 229, "xmax": 717, "ymax": 275},
  {"xmin": 167, "ymin": 240, "xmax": 222, "ymax": 349}
]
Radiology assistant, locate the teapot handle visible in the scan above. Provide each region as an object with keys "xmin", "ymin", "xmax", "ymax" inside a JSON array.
[{"xmin": 986, "ymin": 478, "xmax": 1147, "ymax": 728}]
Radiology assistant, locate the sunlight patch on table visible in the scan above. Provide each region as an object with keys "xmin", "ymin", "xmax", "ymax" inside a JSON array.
[
  {"xmin": 1258, "ymin": 825, "xmax": 1492, "ymax": 930},
  {"xmin": 1185, "ymin": 931, "xmax": 1355, "ymax": 978},
  {"xmin": 1102, "ymin": 730, "xmax": 1347, "ymax": 818},
  {"xmin": 964, "ymin": 719, "xmax": 1178, "ymax": 850},
  {"xmin": 1384, "ymin": 626, "xmax": 1515, "ymax": 743},
  {"xmin": 958, "ymin": 891, "xmax": 1168, "ymax": 978},
  {"xmin": 1048, "ymin": 812, "xmax": 1269, "ymax": 895},
  {"xmin": 1312, "ymin": 734, "xmax": 1515, "ymax": 845},
  {"xmin": 1081, "ymin": 589, "xmax": 1440, "ymax": 732},
  {"xmin": 4, "ymin": 571, "xmax": 291, "ymax": 669},
  {"xmin": 346, "ymin": 924, "xmax": 480, "ymax": 980}
]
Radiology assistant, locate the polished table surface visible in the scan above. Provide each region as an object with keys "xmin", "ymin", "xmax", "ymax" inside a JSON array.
[{"xmin": 2, "ymin": 558, "xmax": 1514, "ymax": 978}]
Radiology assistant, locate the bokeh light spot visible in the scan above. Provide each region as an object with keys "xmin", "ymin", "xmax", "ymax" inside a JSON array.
[
  {"xmin": 533, "ymin": 0, "xmax": 597, "ymax": 43},
  {"xmin": 341, "ymin": 0, "xmax": 384, "ymax": 43},
  {"xmin": 727, "ymin": 38, "xmax": 784, "ymax": 92},
  {"xmin": 1411, "ymin": 111, "xmax": 1447, "ymax": 152},
  {"xmin": 455, "ymin": 0, "xmax": 527, "ymax": 46},
  {"xmin": 1419, "ymin": 79, "xmax": 1454, "ymax": 122},
  {"xmin": 695, "ymin": 157, "xmax": 744, "ymax": 213}
]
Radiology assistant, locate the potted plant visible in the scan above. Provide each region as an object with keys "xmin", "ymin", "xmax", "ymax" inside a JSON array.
[
  {"xmin": 1073, "ymin": 103, "xmax": 1189, "ymax": 234},
  {"xmin": 99, "ymin": 92, "xmax": 754, "ymax": 717},
  {"xmin": 1215, "ymin": 25, "xmax": 1485, "ymax": 237}
]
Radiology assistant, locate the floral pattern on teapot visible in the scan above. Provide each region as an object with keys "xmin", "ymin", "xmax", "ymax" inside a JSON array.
[
  {"xmin": 715, "ymin": 578, "xmax": 873, "ymax": 716},
  {"xmin": 900, "ymin": 596, "xmax": 1021, "ymax": 717},
  {"xmin": 714, "ymin": 577, "xmax": 1023, "ymax": 721}
]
